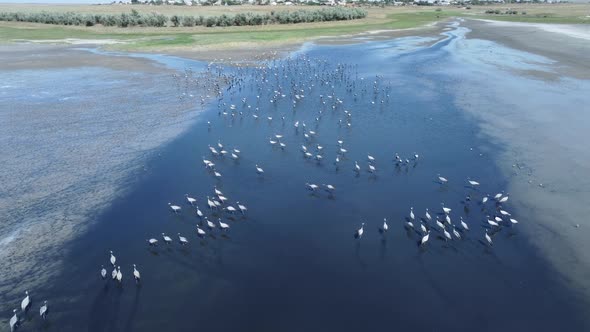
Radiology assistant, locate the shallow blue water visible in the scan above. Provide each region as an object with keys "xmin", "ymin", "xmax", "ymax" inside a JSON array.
[{"xmin": 3, "ymin": 25, "xmax": 588, "ymax": 331}]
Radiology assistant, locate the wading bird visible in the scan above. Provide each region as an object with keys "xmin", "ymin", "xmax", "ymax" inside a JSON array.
[
  {"xmin": 21, "ymin": 291, "xmax": 30, "ymax": 312},
  {"xmin": 162, "ymin": 233, "xmax": 172, "ymax": 244},
  {"xmin": 133, "ymin": 264, "xmax": 140, "ymax": 283},
  {"xmin": 178, "ymin": 233, "xmax": 189, "ymax": 245},
  {"xmin": 219, "ymin": 219, "xmax": 230, "ymax": 230},
  {"xmin": 185, "ymin": 194, "xmax": 196, "ymax": 206},
  {"xmin": 168, "ymin": 203, "xmax": 181, "ymax": 213},
  {"xmin": 421, "ymin": 231, "xmax": 430, "ymax": 245},
  {"xmin": 356, "ymin": 222, "xmax": 365, "ymax": 238},
  {"xmin": 9, "ymin": 309, "xmax": 17, "ymax": 332},
  {"xmin": 485, "ymin": 230, "xmax": 493, "ymax": 246},
  {"xmin": 237, "ymin": 202, "xmax": 247, "ymax": 214},
  {"xmin": 39, "ymin": 301, "xmax": 48, "ymax": 320},
  {"xmin": 110, "ymin": 251, "xmax": 116, "ymax": 266}
]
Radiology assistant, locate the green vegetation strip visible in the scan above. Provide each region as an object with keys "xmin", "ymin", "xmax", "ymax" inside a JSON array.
[{"xmin": 0, "ymin": 7, "xmax": 367, "ymax": 28}]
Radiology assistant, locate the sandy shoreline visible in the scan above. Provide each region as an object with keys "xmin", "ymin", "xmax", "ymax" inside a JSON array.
[{"xmin": 463, "ymin": 19, "xmax": 590, "ymax": 79}]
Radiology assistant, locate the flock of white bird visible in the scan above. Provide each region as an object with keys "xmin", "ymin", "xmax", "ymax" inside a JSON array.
[
  {"xmin": 7, "ymin": 291, "xmax": 47, "ymax": 332},
  {"xmin": 6, "ymin": 55, "xmax": 523, "ymax": 330},
  {"xmin": 354, "ymin": 182, "xmax": 517, "ymax": 247}
]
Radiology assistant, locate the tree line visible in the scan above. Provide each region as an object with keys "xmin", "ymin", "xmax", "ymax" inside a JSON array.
[{"xmin": 0, "ymin": 8, "xmax": 367, "ymax": 28}]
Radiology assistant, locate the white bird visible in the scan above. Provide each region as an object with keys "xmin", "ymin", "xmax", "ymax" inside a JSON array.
[
  {"xmin": 116, "ymin": 266, "xmax": 122, "ymax": 283},
  {"xmin": 133, "ymin": 264, "xmax": 140, "ymax": 283},
  {"xmin": 354, "ymin": 162, "xmax": 361, "ymax": 172},
  {"xmin": 162, "ymin": 233, "xmax": 172, "ymax": 244},
  {"xmin": 443, "ymin": 228, "xmax": 452, "ymax": 241},
  {"xmin": 256, "ymin": 164, "xmax": 264, "ymax": 174},
  {"xmin": 231, "ymin": 153, "xmax": 239, "ymax": 160},
  {"xmin": 269, "ymin": 138, "xmax": 277, "ymax": 145},
  {"xmin": 101, "ymin": 265, "xmax": 107, "ymax": 279},
  {"xmin": 499, "ymin": 210, "xmax": 511, "ymax": 216},
  {"xmin": 39, "ymin": 301, "xmax": 48, "ymax": 320},
  {"xmin": 460, "ymin": 217, "xmax": 469, "ymax": 231},
  {"xmin": 368, "ymin": 155, "xmax": 375, "ymax": 162},
  {"xmin": 420, "ymin": 222, "xmax": 427, "ymax": 234},
  {"xmin": 494, "ymin": 216, "xmax": 503, "ymax": 222},
  {"xmin": 111, "ymin": 267, "xmax": 117, "ymax": 280},
  {"xmin": 437, "ymin": 174, "xmax": 448, "ymax": 183},
  {"xmin": 233, "ymin": 148, "xmax": 241, "ymax": 154},
  {"xmin": 368, "ymin": 164, "xmax": 376, "ymax": 173},
  {"xmin": 217, "ymin": 195, "xmax": 228, "ymax": 203},
  {"xmin": 445, "ymin": 214, "xmax": 451, "ymax": 225},
  {"xmin": 441, "ymin": 203, "xmax": 452, "ymax": 214},
  {"xmin": 185, "ymin": 194, "xmax": 197, "ymax": 206},
  {"xmin": 147, "ymin": 238, "xmax": 158, "ymax": 246},
  {"xmin": 494, "ymin": 192, "xmax": 503, "ymax": 200},
  {"xmin": 206, "ymin": 218, "xmax": 216, "ymax": 229},
  {"xmin": 219, "ymin": 219, "xmax": 230, "ymax": 230},
  {"xmin": 301, "ymin": 145, "xmax": 307, "ymax": 152},
  {"xmin": 197, "ymin": 226, "xmax": 206, "ymax": 236},
  {"xmin": 226, "ymin": 205, "xmax": 237, "ymax": 213},
  {"xmin": 485, "ymin": 230, "xmax": 493, "ymax": 246},
  {"xmin": 409, "ymin": 207, "xmax": 415, "ymax": 221},
  {"xmin": 425, "ymin": 208, "xmax": 432, "ymax": 222},
  {"xmin": 382, "ymin": 218, "xmax": 389, "ymax": 232},
  {"xmin": 9, "ymin": 309, "xmax": 17, "ymax": 332},
  {"xmin": 196, "ymin": 206, "xmax": 204, "ymax": 218},
  {"xmin": 21, "ymin": 291, "xmax": 30, "ymax": 312},
  {"xmin": 499, "ymin": 195, "xmax": 509, "ymax": 203},
  {"xmin": 467, "ymin": 179, "xmax": 480, "ymax": 187},
  {"xmin": 178, "ymin": 233, "xmax": 189, "ymax": 245},
  {"xmin": 510, "ymin": 218, "xmax": 519, "ymax": 224},
  {"xmin": 356, "ymin": 222, "xmax": 365, "ymax": 238},
  {"xmin": 452, "ymin": 226, "xmax": 461, "ymax": 239},
  {"xmin": 110, "ymin": 250, "xmax": 116, "ymax": 266},
  {"xmin": 339, "ymin": 148, "xmax": 348, "ymax": 154},
  {"xmin": 168, "ymin": 203, "xmax": 181, "ymax": 213},
  {"xmin": 487, "ymin": 216, "xmax": 499, "ymax": 227},
  {"xmin": 237, "ymin": 202, "xmax": 247, "ymax": 214},
  {"xmin": 207, "ymin": 196, "xmax": 216, "ymax": 209},
  {"xmin": 324, "ymin": 184, "xmax": 335, "ymax": 192},
  {"xmin": 306, "ymin": 183, "xmax": 319, "ymax": 191},
  {"xmin": 482, "ymin": 195, "xmax": 489, "ymax": 204},
  {"xmin": 421, "ymin": 231, "xmax": 430, "ymax": 245},
  {"xmin": 436, "ymin": 218, "xmax": 445, "ymax": 230}
]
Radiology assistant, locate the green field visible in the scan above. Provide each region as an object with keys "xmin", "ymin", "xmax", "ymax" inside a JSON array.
[{"xmin": 0, "ymin": 4, "xmax": 588, "ymax": 52}]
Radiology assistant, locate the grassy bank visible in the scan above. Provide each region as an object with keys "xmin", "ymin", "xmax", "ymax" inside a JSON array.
[{"xmin": 0, "ymin": 4, "xmax": 587, "ymax": 52}]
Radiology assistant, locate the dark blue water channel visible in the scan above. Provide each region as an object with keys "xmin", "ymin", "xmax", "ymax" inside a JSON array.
[{"xmin": 6, "ymin": 26, "xmax": 588, "ymax": 331}]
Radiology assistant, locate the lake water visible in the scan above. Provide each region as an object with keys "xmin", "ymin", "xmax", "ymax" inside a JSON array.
[{"xmin": 1, "ymin": 21, "xmax": 589, "ymax": 331}]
